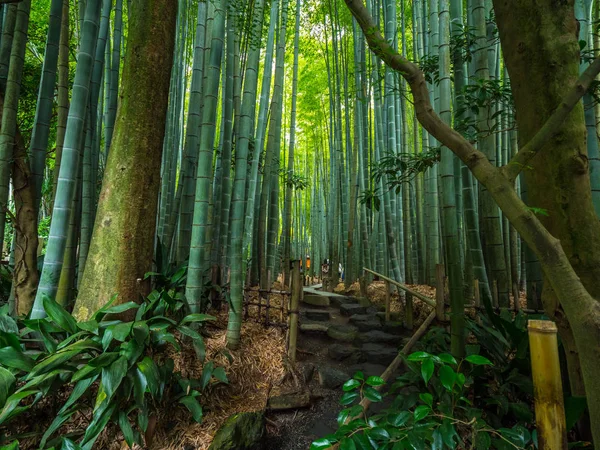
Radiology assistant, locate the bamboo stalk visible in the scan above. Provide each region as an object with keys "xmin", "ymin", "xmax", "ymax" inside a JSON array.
[{"xmin": 528, "ymin": 320, "xmax": 567, "ymax": 449}]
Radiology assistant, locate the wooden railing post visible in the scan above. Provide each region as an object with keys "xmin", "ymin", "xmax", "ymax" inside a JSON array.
[
  {"xmin": 288, "ymin": 260, "xmax": 301, "ymax": 364},
  {"xmin": 384, "ymin": 280, "xmax": 391, "ymax": 322},
  {"xmin": 435, "ymin": 264, "xmax": 445, "ymax": 321},
  {"xmin": 528, "ymin": 320, "xmax": 567, "ymax": 449}
]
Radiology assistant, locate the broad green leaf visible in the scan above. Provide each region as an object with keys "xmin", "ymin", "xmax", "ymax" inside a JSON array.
[
  {"xmin": 363, "ymin": 387, "xmax": 382, "ymax": 403},
  {"xmin": 421, "ymin": 358, "xmax": 434, "ymax": 385},
  {"xmin": 95, "ymin": 356, "xmax": 128, "ymax": 411},
  {"xmin": 0, "ymin": 390, "xmax": 38, "ymax": 425},
  {"xmin": 340, "ymin": 437, "xmax": 357, "ymax": 450},
  {"xmin": 119, "ymin": 411, "xmax": 136, "ymax": 447},
  {"xmin": 200, "ymin": 361, "xmax": 214, "ymax": 390},
  {"xmin": 337, "ymin": 408, "xmax": 351, "ymax": 425},
  {"xmin": 132, "ymin": 322, "xmax": 150, "ymax": 344},
  {"xmin": 103, "ymin": 302, "xmax": 140, "ymax": 315},
  {"xmin": 0, "ymin": 347, "xmax": 34, "ymax": 372},
  {"xmin": 387, "ymin": 411, "xmax": 410, "ymax": 427},
  {"xmin": 407, "ymin": 351, "xmax": 430, "ymax": 361},
  {"xmin": 439, "ymin": 365, "xmax": 456, "ymax": 392},
  {"xmin": 180, "ymin": 313, "xmax": 216, "ymax": 325},
  {"xmin": 43, "ymin": 295, "xmax": 78, "ymax": 334},
  {"xmin": 61, "ymin": 439, "xmax": 84, "ymax": 450},
  {"xmin": 352, "ymin": 433, "xmax": 374, "ymax": 449},
  {"xmin": 475, "ymin": 431, "xmax": 491, "ymax": 450},
  {"xmin": 310, "ymin": 438, "xmax": 333, "ymax": 450},
  {"xmin": 353, "ymin": 371, "xmax": 364, "ymax": 381},
  {"xmin": 419, "ymin": 392, "xmax": 433, "ymax": 407},
  {"xmin": 340, "ymin": 391, "xmax": 360, "ymax": 405},
  {"xmin": 178, "ymin": 325, "xmax": 202, "ymax": 340},
  {"xmin": 368, "ymin": 427, "xmax": 390, "ymax": 441},
  {"xmin": 432, "ymin": 429, "xmax": 443, "ymax": 450},
  {"xmin": 110, "ymin": 322, "xmax": 133, "ymax": 342},
  {"xmin": 440, "ymin": 419, "xmax": 459, "ymax": 448},
  {"xmin": 0, "ymin": 367, "xmax": 15, "ymax": 407},
  {"xmin": 119, "ymin": 339, "xmax": 144, "ymax": 365},
  {"xmin": 413, "ymin": 405, "xmax": 430, "ymax": 422},
  {"xmin": 437, "ymin": 353, "xmax": 457, "ymax": 365},
  {"xmin": 28, "ymin": 349, "xmax": 81, "ymax": 379},
  {"xmin": 465, "ymin": 355, "xmax": 492, "ymax": 366},
  {"xmin": 365, "ymin": 376, "xmax": 385, "ymax": 387},
  {"xmin": 101, "ymin": 328, "xmax": 114, "ymax": 351},
  {"xmin": 77, "ymin": 320, "xmax": 99, "ymax": 334},
  {"xmin": 343, "ymin": 379, "xmax": 361, "ymax": 392},
  {"xmin": 0, "ymin": 441, "xmax": 18, "ymax": 450},
  {"xmin": 0, "ymin": 315, "xmax": 18, "ymax": 334},
  {"xmin": 179, "ymin": 395, "xmax": 203, "ymax": 422},
  {"xmin": 212, "ymin": 367, "xmax": 228, "ymax": 384},
  {"xmin": 137, "ymin": 357, "xmax": 160, "ymax": 397}
]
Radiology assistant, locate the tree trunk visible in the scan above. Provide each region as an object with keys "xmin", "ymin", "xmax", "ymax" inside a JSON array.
[{"xmin": 74, "ymin": 0, "xmax": 177, "ymax": 319}]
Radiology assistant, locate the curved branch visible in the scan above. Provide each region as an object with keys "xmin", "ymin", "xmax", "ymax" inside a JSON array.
[{"xmin": 503, "ymin": 56, "xmax": 600, "ymax": 182}]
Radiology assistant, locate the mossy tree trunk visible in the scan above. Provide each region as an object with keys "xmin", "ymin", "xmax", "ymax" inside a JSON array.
[
  {"xmin": 74, "ymin": 0, "xmax": 177, "ymax": 319},
  {"xmin": 493, "ymin": 0, "xmax": 600, "ymax": 418}
]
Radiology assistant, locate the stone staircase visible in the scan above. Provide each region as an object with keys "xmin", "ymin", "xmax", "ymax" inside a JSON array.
[{"xmin": 299, "ymin": 285, "xmax": 410, "ymax": 368}]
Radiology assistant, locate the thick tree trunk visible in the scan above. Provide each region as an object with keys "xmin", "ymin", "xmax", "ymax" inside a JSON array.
[
  {"xmin": 74, "ymin": 0, "xmax": 177, "ymax": 319},
  {"xmin": 493, "ymin": 0, "xmax": 599, "ymax": 405}
]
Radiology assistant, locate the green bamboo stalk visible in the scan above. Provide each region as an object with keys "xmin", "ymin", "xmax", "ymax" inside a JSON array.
[{"xmin": 31, "ymin": 0, "xmax": 102, "ymax": 318}]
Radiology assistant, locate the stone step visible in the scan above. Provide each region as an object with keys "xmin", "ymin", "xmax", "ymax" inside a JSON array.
[
  {"xmin": 300, "ymin": 322, "xmax": 329, "ymax": 334},
  {"xmin": 328, "ymin": 344, "xmax": 360, "ymax": 361},
  {"xmin": 355, "ymin": 330, "xmax": 400, "ymax": 345},
  {"xmin": 327, "ymin": 324, "xmax": 358, "ymax": 342},
  {"xmin": 340, "ymin": 303, "xmax": 369, "ymax": 316},
  {"xmin": 303, "ymin": 309, "xmax": 331, "ymax": 321},
  {"xmin": 318, "ymin": 366, "xmax": 350, "ymax": 389},
  {"xmin": 329, "ymin": 295, "xmax": 358, "ymax": 308},
  {"xmin": 361, "ymin": 343, "xmax": 399, "ymax": 366},
  {"xmin": 302, "ymin": 294, "xmax": 330, "ymax": 307}
]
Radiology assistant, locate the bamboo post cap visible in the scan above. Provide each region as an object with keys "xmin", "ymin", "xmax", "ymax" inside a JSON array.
[{"xmin": 528, "ymin": 319, "xmax": 557, "ymax": 333}]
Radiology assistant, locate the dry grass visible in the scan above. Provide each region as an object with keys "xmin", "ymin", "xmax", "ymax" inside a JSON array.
[{"xmin": 151, "ymin": 310, "xmax": 286, "ymax": 450}]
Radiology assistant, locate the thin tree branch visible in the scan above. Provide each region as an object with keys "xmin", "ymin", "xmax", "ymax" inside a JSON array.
[{"xmin": 503, "ymin": 56, "xmax": 600, "ymax": 182}]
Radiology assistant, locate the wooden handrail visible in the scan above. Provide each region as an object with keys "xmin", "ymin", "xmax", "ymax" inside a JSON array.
[{"xmin": 363, "ymin": 267, "xmax": 436, "ymax": 308}]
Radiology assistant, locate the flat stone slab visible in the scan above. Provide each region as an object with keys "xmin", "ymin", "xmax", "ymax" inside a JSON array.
[
  {"xmin": 328, "ymin": 344, "xmax": 360, "ymax": 361},
  {"xmin": 318, "ymin": 366, "xmax": 350, "ymax": 389},
  {"xmin": 304, "ymin": 309, "xmax": 331, "ymax": 321},
  {"xmin": 340, "ymin": 303, "xmax": 369, "ymax": 316},
  {"xmin": 361, "ymin": 343, "xmax": 398, "ymax": 365},
  {"xmin": 300, "ymin": 323, "xmax": 329, "ymax": 334},
  {"xmin": 353, "ymin": 320, "xmax": 383, "ymax": 332},
  {"xmin": 327, "ymin": 324, "xmax": 358, "ymax": 342},
  {"xmin": 356, "ymin": 330, "xmax": 399, "ymax": 344},
  {"xmin": 268, "ymin": 388, "xmax": 311, "ymax": 411},
  {"xmin": 329, "ymin": 295, "xmax": 358, "ymax": 308},
  {"xmin": 302, "ymin": 294, "xmax": 330, "ymax": 307}
]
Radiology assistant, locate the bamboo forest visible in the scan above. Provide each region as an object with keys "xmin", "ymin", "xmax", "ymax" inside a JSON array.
[{"xmin": 1, "ymin": 0, "xmax": 600, "ymax": 448}]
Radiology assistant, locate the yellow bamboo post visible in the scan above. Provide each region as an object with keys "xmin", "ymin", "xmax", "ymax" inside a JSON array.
[
  {"xmin": 435, "ymin": 264, "xmax": 445, "ymax": 321},
  {"xmin": 528, "ymin": 320, "xmax": 567, "ymax": 449},
  {"xmin": 288, "ymin": 260, "xmax": 301, "ymax": 364},
  {"xmin": 384, "ymin": 279, "xmax": 391, "ymax": 322}
]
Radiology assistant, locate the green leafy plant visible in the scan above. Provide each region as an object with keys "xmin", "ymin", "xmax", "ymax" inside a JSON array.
[
  {"xmin": 311, "ymin": 352, "xmax": 535, "ymax": 450},
  {"xmin": 0, "ymin": 287, "xmax": 226, "ymax": 449}
]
